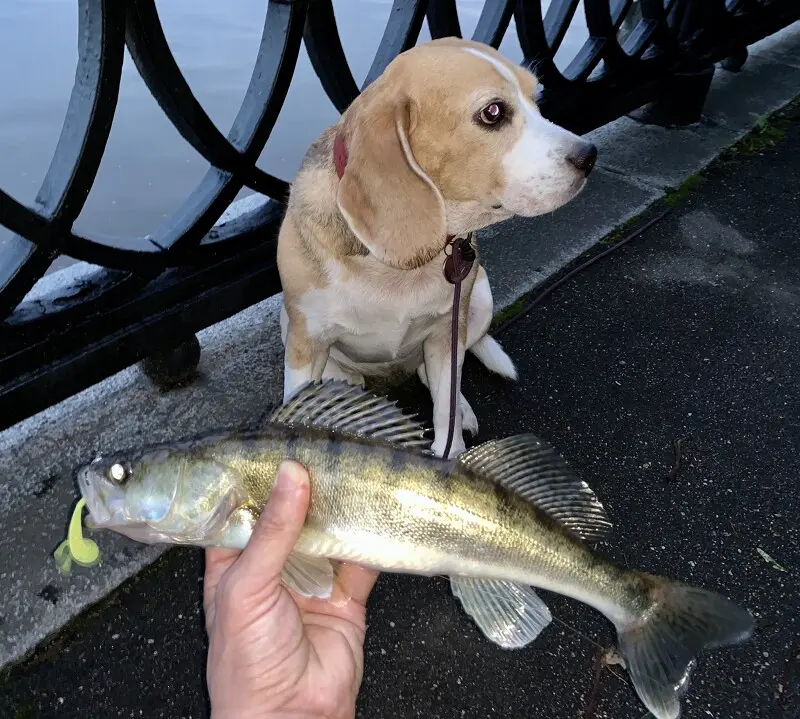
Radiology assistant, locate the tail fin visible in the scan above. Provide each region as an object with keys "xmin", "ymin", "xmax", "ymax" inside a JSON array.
[
  {"xmin": 468, "ymin": 334, "xmax": 517, "ymax": 380},
  {"xmin": 618, "ymin": 580, "xmax": 755, "ymax": 719}
]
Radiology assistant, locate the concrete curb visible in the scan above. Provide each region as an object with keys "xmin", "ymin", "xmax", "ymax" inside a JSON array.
[{"xmin": 1, "ymin": 22, "xmax": 798, "ymax": 671}]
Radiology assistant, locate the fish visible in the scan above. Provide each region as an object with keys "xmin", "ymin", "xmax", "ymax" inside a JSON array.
[{"xmin": 76, "ymin": 380, "xmax": 754, "ymax": 719}]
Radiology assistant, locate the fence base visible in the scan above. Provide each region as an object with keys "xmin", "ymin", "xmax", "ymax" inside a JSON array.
[
  {"xmin": 721, "ymin": 47, "xmax": 749, "ymax": 73},
  {"xmin": 141, "ymin": 334, "xmax": 202, "ymax": 390},
  {"xmin": 629, "ymin": 65, "xmax": 715, "ymax": 127}
]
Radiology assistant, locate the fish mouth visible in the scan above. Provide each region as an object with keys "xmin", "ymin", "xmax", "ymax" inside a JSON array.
[{"xmin": 77, "ymin": 465, "xmax": 115, "ymax": 529}]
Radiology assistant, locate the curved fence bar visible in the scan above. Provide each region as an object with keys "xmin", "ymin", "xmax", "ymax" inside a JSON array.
[
  {"xmin": 363, "ymin": 0, "xmax": 428, "ymax": 88},
  {"xmin": 619, "ymin": 0, "xmax": 671, "ymax": 60},
  {"xmin": 0, "ymin": 0, "xmax": 797, "ymax": 431},
  {"xmin": 125, "ymin": 0, "xmax": 289, "ymax": 199},
  {"xmin": 0, "ymin": 0, "xmax": 126, "ymax": 318},
  {"xmin": 427, "ymin": 0, "xmax": 463, "ymax": 40},
  {"xmin": 304, "ymin": 0, "xmax": 361, "ymax": 113},
  {"xmin": 471, "ymin": 0, "xmax": 516, "ymax": 48},
  {"xmin": 145, "ymin": 0, "xmax": 306, "ymax": 254}
]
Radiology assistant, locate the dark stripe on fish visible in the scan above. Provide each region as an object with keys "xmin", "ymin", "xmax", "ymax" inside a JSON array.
[
  {"xmin": 492, "ymin": 480, "xmax": 517, "ymax": 515},
  {"xmin": 390, "ymin": 448, "xmax": 409, "ymax": 474},
  {"xmin": 284, "ymin": 427, "xmax": 300, "ymax": 461},
  {"xmin": 326, "ymin": 431, "xmax": 344, "ymax": 463}
]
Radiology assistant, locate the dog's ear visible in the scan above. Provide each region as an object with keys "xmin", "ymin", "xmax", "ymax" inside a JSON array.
[{"xmin": 336, "ymin": 94, "xmax": 447, "ymax": 270}]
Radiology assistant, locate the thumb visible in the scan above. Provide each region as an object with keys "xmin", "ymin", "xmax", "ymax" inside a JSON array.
[{"xmin": 234, "ymin": 460, "xmax": 310, "ymax": 590}]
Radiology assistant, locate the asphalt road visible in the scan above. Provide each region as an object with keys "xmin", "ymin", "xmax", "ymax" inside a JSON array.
[{"xmin": 2, "ymin": 105, "xmax": 798, "ymax": 719}]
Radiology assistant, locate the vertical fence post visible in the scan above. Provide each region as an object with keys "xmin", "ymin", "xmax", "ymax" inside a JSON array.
[
  {"xmin": 721, "ymin": 46, "xmax": 749, "ymax": 73},
  {"xmin": 632, "ymin": 0, "xmax": 723, "ymax": 126},
  {"xmin": 141, "ymin": 334, "xmax": 202, "ymax": 390}
]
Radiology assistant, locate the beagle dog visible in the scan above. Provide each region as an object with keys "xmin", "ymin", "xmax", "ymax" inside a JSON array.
[{"xmin": 277, "ymin": 38, "xmax": 597, "ymax": 457}]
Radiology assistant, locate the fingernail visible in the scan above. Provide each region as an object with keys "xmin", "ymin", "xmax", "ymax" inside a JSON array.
[{"xmin": 277, "ymin": 460, "xmax": 306, "ymax": 492}]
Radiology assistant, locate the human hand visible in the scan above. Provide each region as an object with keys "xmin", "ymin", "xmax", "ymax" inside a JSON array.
[{"xmin": 203, "ymin": 460, "xmax": 379, "ymax": 719}]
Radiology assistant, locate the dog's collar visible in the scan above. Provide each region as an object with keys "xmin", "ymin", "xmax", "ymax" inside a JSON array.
[
  {"xmin": 333, "ymin": 131, "xmax": 458, "ymax": 246},
  {"xmin": 334, "ymin": 132, "xmax": 348, "ymax": 180}
]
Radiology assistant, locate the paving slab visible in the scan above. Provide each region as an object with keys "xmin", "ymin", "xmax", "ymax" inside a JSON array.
[
  {"xmin": 706, "ymin": 49, "xmax": 800, "ymax": 135},
  {"xmin": 749, "ymin": 21, "xmax": 800, "ymax": 69},
  {"xmin": 588, "ymin": 115, "xmax": 738, "ymax": 191},
  {"xmin": 587, "ymin": 23, "xmax": 800, "ymax": 190},
  {"xmin": 1, "ymin": 94, "xmax": 797, "ymax": 719}
]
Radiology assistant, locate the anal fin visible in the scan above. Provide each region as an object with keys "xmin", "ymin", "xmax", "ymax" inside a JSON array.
[
  {"xmin": 282, "ymin": 552, "xmax": 335, "ymax": 599},
  {"xmin": 450, "ymin": 577, "xmax": 552, "ymax": 649}
]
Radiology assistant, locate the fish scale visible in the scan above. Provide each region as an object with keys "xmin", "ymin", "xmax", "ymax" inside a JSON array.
[{"xmin": 75, "ymin": 379, "xmax": 755, "ymax": 719}]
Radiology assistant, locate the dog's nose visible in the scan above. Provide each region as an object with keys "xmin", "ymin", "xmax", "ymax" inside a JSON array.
[{"xmin": 566, "ymin": 142, "xmax": 598, "ymax": 177}]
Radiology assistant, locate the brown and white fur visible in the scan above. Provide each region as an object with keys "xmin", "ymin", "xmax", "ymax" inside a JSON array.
[{"xmin": 277, "ymin": 38, "xmax": 597, "ymax": 457}]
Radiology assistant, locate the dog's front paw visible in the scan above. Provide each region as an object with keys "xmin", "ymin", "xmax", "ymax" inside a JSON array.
[
  {"xmin": 430, "ymin": 434, "xmax": 467, "ymax": 459},
  {"xmin": 460, "ymin": 395, "xmax": 479, "ymax": 436}
]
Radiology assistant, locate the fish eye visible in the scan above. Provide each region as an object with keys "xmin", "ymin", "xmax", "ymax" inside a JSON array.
[{"xmin": 107, "ymin": 462, "xmax": 131, "ymax": 485}]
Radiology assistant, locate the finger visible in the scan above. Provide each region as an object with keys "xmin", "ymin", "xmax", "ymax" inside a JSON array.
[
  {"xmin": 202, "ymin": 547, "xmax": 240, "ymax": 619},
  {"xmin": 233, "ymin": 460, "xmax": 310, "ymax": 590},
  {"xmin": 205, "ymin": 546, "xmax": 241, "ymax": 571},
  {"xmin": 203, "ymin": 547, "xmax": 240, "ymax": 595},
  {"xmin": 336, "ymin": 563, "xmax": 380, "ymax": 605}
]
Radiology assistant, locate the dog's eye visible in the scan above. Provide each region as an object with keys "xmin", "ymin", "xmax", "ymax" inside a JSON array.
[{"xmin": 478, "ymin": 101, "xmax": 507, "ymax": 127}]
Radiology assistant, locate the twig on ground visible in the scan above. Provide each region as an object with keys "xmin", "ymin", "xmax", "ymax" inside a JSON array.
[
  {"xmin": 665, "ymin": 435, "xmax": 692, "ymax": 482},
  {"xmin": 582, "ymin": 647, "xmax": 626, "ymax": 719}
]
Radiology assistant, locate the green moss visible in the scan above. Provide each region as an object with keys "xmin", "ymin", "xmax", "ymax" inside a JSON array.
[
  {"xmin": 725, "ymin": 102, "xmax": 796, "ymax": 159},
  {"xmin": 737, "ymin": 117, "xmax": 787, "ymax": 155},
  {"xmin": 490, "ymin": 295, "xmax": 529, "ymax": 331},
  {"xmin": 597, "ymin": 211, "xmax": 648, "ymax": 246},
  {"xmin": 664, "ymin": 172, "xmax": 705, "ymax": 207}
]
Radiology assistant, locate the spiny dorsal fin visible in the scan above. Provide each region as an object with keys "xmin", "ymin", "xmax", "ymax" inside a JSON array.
[
  {"xmin": 268, "ymin": 380, "xmax": 432, "ymax": 452},
  {"xmin": 456, "ymin": 434, "xmax": 613, "ymax": 542}
]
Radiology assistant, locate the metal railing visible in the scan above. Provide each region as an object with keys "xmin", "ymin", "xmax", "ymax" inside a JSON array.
[{"xmin": 0, "ymin": 0, "xmax": 797, "ymax": 432}]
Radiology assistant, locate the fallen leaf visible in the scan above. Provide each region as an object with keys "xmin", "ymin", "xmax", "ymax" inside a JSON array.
[{"xmin": 756, "ymin": 547, "xmax": 787, "ymax": 572}]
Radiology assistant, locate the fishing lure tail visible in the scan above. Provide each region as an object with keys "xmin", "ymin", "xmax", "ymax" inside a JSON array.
[{"xmin": 54, "ymin": 498, "xmax": 101, "ymax": 575}]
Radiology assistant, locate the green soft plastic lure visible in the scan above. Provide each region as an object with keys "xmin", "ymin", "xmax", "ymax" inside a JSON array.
[{"xmin": 54, "ymin": 498, "xmax": 101, "ymax": 575}]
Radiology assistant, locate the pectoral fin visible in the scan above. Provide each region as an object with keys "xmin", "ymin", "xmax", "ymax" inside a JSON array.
[
  {"xmin": 282, "ymin": 552, "xmax": 335, "ymax": 599},
  {"xmin": 450, "ymin": 577, "xmax": 552, "ymax": 649}
]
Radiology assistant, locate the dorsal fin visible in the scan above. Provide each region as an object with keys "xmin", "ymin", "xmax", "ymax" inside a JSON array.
[
  {"xmin": 268, "ymin": 380, "xmax": 432, "ymax": 452},
  {"xmin": 456, "ymin": 434, "xmax": 613, "ymax": 542}
]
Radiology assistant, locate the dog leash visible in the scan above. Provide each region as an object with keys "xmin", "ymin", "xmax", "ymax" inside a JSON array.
[
  {"xmin": 441, "ymin": 235, "xmax": 475, "ymax": 459},
  {"xmin": 334, "ymin": 131, "xmax": 470, "ymax": 459}
]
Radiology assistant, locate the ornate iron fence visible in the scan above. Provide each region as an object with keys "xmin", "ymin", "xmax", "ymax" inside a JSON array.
[{"xmin": 0, "ymin": 0, "xmax": 797, "ymax": 432}]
